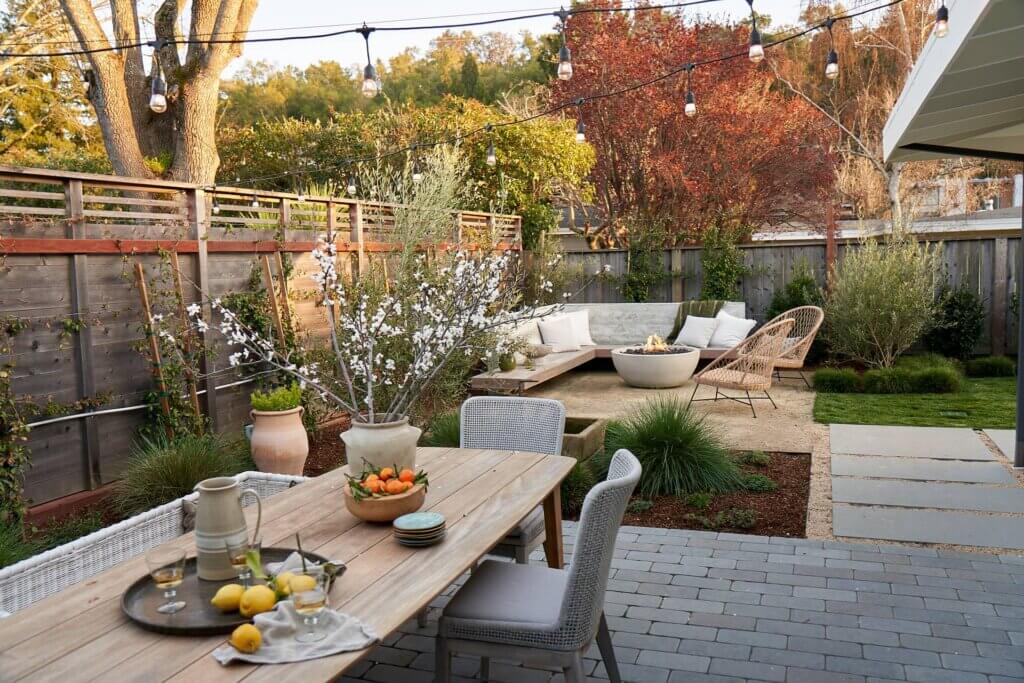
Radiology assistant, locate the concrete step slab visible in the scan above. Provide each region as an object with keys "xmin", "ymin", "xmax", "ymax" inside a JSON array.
[
  {"xmin": 832, "ymin": 478, "xmax": 1024, "ymax": 513},
  {"xmin": 985, "ymin": 429, "xmax": 1017, "ymax": 460},
  {"xmin": 830, "ymin": 424, "xmax": 993, "ymax": 460},
  {"xmin": 833, "ymin": 504, "xmax": 1024, "ymax": 549},
  {"xmin": 831, "ymin": 454, "xmax": 1014, "ymax": 484}
]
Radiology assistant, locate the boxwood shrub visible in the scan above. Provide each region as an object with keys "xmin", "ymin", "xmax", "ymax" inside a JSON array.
[
  {"xmin": 862, "ymin": 368, "xmax": 915, "ymax": 394},
  {"xmin": 912, "ymin": 366, "xmax": 962, "ymax": 393},
  {"xmin": 965, "ymin": 356, "xmax": 1016, "ymax": 378},
  {"xmin": 813, "ymin": 367, "xmax": 862, "ymax": 393}
]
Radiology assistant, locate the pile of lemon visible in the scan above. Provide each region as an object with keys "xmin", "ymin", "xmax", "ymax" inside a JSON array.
[{"xmin": 212, "ymin": 573, "xmax": 318, "ymax": 653}]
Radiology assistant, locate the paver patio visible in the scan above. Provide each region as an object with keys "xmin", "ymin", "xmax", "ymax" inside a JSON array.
[{"xmin": 342, "ymin": 522, "xmax": 1024, "ymax": 683}]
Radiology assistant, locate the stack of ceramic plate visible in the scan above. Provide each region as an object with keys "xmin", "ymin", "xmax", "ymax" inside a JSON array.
[{"xmin": 393, "ymin": 511, "xmax": 446, "ymax": 547}]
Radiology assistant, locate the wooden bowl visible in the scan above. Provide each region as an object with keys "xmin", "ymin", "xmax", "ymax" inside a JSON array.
[{"xmin": 342, "ymin": 483, "xmax": 426, "ymax": 523}]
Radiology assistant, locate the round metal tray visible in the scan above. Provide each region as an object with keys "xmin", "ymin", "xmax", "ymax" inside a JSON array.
[{"xmin": 121, "ymin": 547, "xmax": 332, "ymax": 636}]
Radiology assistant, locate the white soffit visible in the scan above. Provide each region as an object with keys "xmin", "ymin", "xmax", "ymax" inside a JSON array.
[{"xmin": 883, "ymin": 0, "xmax": 1024, "ymax": 163}]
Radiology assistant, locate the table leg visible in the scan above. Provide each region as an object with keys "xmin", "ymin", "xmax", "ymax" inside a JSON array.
[{"xmin": 542, "ymin": 486, "xmax": 564, "ymax": 569}]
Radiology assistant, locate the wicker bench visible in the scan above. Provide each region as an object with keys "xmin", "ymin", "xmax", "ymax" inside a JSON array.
[{"xmin": 0, "ymin": 471, "xmax": 305, "ymax": 616}]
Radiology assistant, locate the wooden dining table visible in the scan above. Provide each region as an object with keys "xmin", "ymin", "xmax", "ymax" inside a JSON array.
[{"xmin": 0, "ymin": 447, "xmax": 575, "ymax": 682}]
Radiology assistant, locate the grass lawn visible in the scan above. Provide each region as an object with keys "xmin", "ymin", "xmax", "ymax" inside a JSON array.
[{"xmin": 813, "ymin": 377, "xmax": 1016, "ymax": 429}]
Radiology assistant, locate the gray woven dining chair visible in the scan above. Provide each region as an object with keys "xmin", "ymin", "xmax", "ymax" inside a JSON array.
[
  {"xmin": 435, "ymin": 449, "xmax": 641, "ymax": 683},
  {"xmin": 460, "ymin": 396, "xmax": 566, "ymax": 564}
]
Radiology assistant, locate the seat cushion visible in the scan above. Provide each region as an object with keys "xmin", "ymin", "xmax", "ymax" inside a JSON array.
[
  {"xmin": 502, "ymin": 505, "xmax": 545, "ymax": 543},
  {"xmin": 697, "ymin": 367, "xmax": 771, "ymax": 391},
  {"xmin": 444, "ymin": 560, "xmax": 566, "ymax": 626}
]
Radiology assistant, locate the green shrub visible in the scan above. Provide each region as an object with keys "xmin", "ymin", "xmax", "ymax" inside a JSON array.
[
  {"xmin": 683, "ymin": 492, "xmax": 713, "ymax": 510},
  {"xmin": 813, "ymin": 368, "xmax": 862, "ymax": 393},
  {"xmin": 966, "ymin": 356, "xmax": 1016, "ymax": 378},
  {"xmin": 895, "ymin": 353, "xmax": 959, "ymax": 373},
  {"xmin": 911, "ymin": 367, "xmax": 962, "ymax": 393},
  {"xmin": 561, "ymin": 461, "xmax": 595, "ymax": 517},
  {"xmin": 605, "ymin": 397, "xmax": 743, "ymax": 498},
  {"xmin": 743, "ymin": 473, "xmax": 778, "ymax": 492},
  {"xmin": 114, "ymin": 434, "xmax": 251, "ymax": 516},
  {"xmin": 37, "ymin": 509, "xmax": 105, "ymax": 551},
  {"xmin": 862, "ymin": 368, "xmax": 914, "ymax": 394},
  {"xmin": 700, "ymin": 225, "xmax": 747, "ymax": 301},
  {"xmin": 250, "ymin": 383, "xmax": 302, "ymax": 412},
  {"xmin": 0, "ymin": 521, "xmax": 38, "ymax": 569},
  {"xmin": 626, "ymin": 499, "xmax": 654, "ymax": 513},
  {"xmin": 718, "ymin": 508, "xmax": 757, "ymax": 529},
  {"xmin": 924, "ymin": 284, "xmax": 985, "ymax": 360},
  {"xmin": 419, "ymin": 412, "xmax": 461, "ymax": 448},
  {"xmin": 738, "ymin": 450, "xmax": 771, "ymax": 467}
]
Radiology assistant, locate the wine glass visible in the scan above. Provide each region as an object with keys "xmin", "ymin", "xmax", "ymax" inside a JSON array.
[
  {"xmin": 226, "ymin": 537, "xmax": 261, "ymax": 587},
  {"xmin": 289, "ymin": 569, "xmax": 329, "ymax": 643},
  {"xmin": 145, "ymin": 547, "xmax": 187, "ymax": 614}
]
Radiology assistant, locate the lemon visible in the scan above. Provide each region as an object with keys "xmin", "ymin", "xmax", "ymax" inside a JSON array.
[
  {"xmin": 210, "ymin": 583, "xmax": 245, "ymax": 612},
  {"xmin": 288, "ymin": 574, "xmax": 318, "ymax": 594},
  {"xmin": 230, "ymin": 623, "xmax": 262, "ymax": 653},
  {"xmin": 274, "ymin": 571, "xmax": 296, "ymax": 596},
  {"xmin": 238, "ymin": 584, "xmax": 277, "ymax": 618}
]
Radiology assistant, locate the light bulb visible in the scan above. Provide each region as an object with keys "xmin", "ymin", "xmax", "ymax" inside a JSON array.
[
  {"xmin": 412, "ymin": 169, "xmax": 423, "ymax": 184},
  {"xmin": 296, "ymin": 194, "xmax": 306, "ymax": 202},
  {"xmin": 251, "ymin": 198, "xmax": 259, "ymax": 208},
  {"xmin": 825, "ymin": 50, "xmax": 839, "ymax": 80},
  {"xmin": 748, "ymin": 28, "xmax": 764, "ymax": 64},
  {"xmin": 347, "ymin": 177, "xmax": 357, "ymax": 195},
  {"xmin": 149, "ymin": 91, "xmax": 167, "ymax": 113},
  {"xmin": 212, "ymin": 200, "xmax": 220, "ymax": 215},
  {"xmin": 935, "ymin": 4, "xmax": 949, "ymax": 38},
  {"xmin": 486, "ymin": 142, "xmax": 497, "ymax": 166},
  {"xmin": 684, "ymin": 90, "xmax": 696, "ymax": 118},
  {"xmin": 148, "ymin": 53, "xmax": 167, "ymax": 113},
  {"xmin": 557, "ymin": 44, "xmax": 573, "ymax": 81},
  {"xmin": 575, "ymin": 120, "xmax": 586, "ymax": 143},
  {"xmin": 361, "ymin": 64, "xmax": 379, "ymax": 98}
]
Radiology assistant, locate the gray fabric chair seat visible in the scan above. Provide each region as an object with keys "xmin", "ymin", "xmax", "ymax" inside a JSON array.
[
  {"xmin": 444, "ymin": 560, "xmax": 566, "ymax": 635},
  {"xmin": 501, "ymin": 505, "xmax": 544, "ymax": 542}
]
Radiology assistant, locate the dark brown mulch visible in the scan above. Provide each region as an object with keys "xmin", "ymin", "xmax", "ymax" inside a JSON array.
[
  {"xmin": 303, "ymin": 415, "xmax": 352, "ymax": 477},
  {"xmin": 620, "ymin": 452, "xmax": 811, "ymax": 538}
]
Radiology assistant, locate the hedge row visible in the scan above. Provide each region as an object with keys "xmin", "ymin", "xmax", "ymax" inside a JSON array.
[{"xmin": 814, "ymin": 366, "xmax": 960, "ymax": 394}]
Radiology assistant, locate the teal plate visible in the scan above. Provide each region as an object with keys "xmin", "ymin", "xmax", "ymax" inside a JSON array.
[
  {"xmin": 393, "ymin": 511, "xmax": 446, "ymax": 532},
  {"xmin": 397, "ymin": 532, "xmax": 446, "ymax": 547}
]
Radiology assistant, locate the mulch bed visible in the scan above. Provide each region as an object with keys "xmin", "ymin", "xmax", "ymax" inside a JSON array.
[
  {"xmin": 303, "ymin": 415, "xmax": 351, "ymax": 477},
  {"xmin": 621, "ymin": 451, "xmax": 811, "ymax": 538}
]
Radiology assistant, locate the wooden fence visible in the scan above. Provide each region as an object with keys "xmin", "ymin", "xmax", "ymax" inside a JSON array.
[
  {"xmin": 563, "ymin": 233, "xmax": 1020, "ymax": 357},
  {"xmin": 0, "ymin": 165, "xmax": 521, "ymax": 505}
]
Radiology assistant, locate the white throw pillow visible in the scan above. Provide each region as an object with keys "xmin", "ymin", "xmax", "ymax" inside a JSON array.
[
  {"xmin": 708, "ymin": 310, "xmax": 757, "ymax": 348},
  {"xmin": 566, "ymin": 309, "xmax": 596, "ymax": 346},
  {"xmin": 537, "ymin": 315, "xmax": 580, "ymax": 351},
  {"xmin": 674, "ymin": 316, "xmax": 718, "ymax": 349},
  {"xmin": 515, "ymin": 318, "xmax": 544, "ymax": 346}
]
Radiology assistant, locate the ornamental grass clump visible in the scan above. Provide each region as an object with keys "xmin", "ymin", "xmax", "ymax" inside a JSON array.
[
  {"xmin": 965, "ymin": 356, "xmax": 1015, "ymax": 378},
  {"xmin": 419, "ymin": 412, "xmax": 460, "ymax": 448},
  {"xmin": 605, "ymin": 397, "xmax": 743, "ymax": 498}
]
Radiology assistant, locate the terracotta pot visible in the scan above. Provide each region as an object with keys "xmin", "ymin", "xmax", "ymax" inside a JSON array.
[
  {"xmin": 341, "ymin": 418, "xmax": 421, "ymax": 475},
  {"xmin": 249, "ymin": 406, "xmax": 309, "ymax": 475},
  {"xmin": 194, "ymin": 476, "xmax": 262, "ymax": 581},
  {"xmin": 342, "ymin": 483, "xmax": 426, "ymax": 523}
]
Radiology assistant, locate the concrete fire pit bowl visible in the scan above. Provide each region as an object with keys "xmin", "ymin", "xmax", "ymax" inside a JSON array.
[{"xmin": 611, "ymin": 345, "xmax": 700, "ymax": 388}]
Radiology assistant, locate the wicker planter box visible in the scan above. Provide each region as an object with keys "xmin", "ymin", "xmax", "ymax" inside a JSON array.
[
  {"xmin": 562, "ymin": 417, "xmax": 608, "ymax": 463},
  {"xmin": 0, "ymin": 471, "xmax": 306, "ymax": 616}
]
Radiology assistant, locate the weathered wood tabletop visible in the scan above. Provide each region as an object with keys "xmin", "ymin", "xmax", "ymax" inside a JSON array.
[{"xmin": 0, "ymin": 447, "xmax": 575, "ymax": 682}]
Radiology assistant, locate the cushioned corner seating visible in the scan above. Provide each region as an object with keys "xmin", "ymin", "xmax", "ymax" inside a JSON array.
[{"xmin": 470, "ymin": 301, "xmax": 746, "ymax": 393}]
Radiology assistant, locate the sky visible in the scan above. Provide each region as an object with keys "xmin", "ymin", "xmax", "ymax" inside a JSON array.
[{"xmin": 229, "ymin": 0, "xmax": 808, "ymax": 74}]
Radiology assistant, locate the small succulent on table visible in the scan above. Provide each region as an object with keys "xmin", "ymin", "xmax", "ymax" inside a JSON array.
[{"xmin": 346, "ymin": 465, "xmax": 429, "ymax": 501}]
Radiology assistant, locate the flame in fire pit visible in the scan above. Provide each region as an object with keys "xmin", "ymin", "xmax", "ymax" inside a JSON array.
[{"xmin": 643, "ymin": 335, "xmax": 668, "ymax": 352}]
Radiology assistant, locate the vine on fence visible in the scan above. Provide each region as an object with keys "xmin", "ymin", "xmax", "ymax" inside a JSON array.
[{"xmin": 700, "ymin": 224, "xmax": 748, "ymax": 301}]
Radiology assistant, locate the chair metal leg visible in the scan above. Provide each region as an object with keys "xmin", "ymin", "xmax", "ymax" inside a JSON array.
[
  {"xmin": 596, "ymin": 613, "xmax": 621, "ymax": 683},
  {"xmin": 563, "ymin": 652, "xmax": 586, "ymax": 683},
  {"xmin": 435, "ymin": 634, "xmax": 451, "ymax": 683},
  {"xmin": 687, "ymin": 383, "xmax": 699, "ymax": 409},
  {"xmin": 713, "ymin": 387, "xmax": 720, "ymax": 401},
  {"xmin": 746, "ymin": 390, "xmax": 757, "ymax": 418},
  {"xmin": 480, "ymin": 655, "xmax": 490, "ymax": 681},
  {"xmin": 800, "ymin": 371, "xmax": 811, "ymax": 389},
  {"xmin": 765, "ymin": 390, "xmax": 777, "ymax": 410}
]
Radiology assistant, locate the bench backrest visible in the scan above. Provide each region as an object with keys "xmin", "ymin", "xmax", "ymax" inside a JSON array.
[{"xmin": 562, "ymin": 302, "xmax": 746, "ymax": 345}]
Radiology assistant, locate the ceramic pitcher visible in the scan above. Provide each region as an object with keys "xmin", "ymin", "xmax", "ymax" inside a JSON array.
[{"xmin": 193, "ymin": 476, "xmax": 262, "ymax": 581}]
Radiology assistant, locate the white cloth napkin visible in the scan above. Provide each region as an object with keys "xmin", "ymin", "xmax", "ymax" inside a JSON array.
[
  {"xmin": 265, "ymin": 551, "xmax": 340, "ymax": 575},
  {"xmin": 211, "ymin": 601, "xmax": 378, "ymax": 665}
]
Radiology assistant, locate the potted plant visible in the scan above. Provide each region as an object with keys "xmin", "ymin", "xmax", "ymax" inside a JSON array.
[{"xmin": 248, "ymin": 383, "xmax": 308, "ymax": 475}]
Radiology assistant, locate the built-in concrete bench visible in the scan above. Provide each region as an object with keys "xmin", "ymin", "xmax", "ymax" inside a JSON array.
[{"xmin": 470, "ymin": 302, "xmax": 746, "ymax": 393}]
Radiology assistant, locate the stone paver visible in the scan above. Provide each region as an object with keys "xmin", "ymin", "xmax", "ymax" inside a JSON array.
[
  {"xmin": 344, "ymin": 523, "xmax": 1024, "ymax": 683},
  {"xmin": 830, "ymin": 424, "xmax": 995, "ymax": 461},
  {"xmin": 831, "ymin": 478, "xmax": 1024, "ymax": 513},
  {"xmin": 831, "ymin": 454, "xmax": 1015, "ymax": 484},
  {"xmin": 834, "ymin": 505, "xmax": 1024, "ymax": 549},
  {"xmin": 986, "ymin": 430, "xmax": 1019, "ymax": 460}
]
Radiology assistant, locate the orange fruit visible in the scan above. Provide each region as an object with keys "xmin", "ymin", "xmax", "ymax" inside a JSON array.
[
  {"xmin": 398, "ymin": 469, "xmax": 415, "ymax": 483},
  {"xmin": 379, "ymin": 467, "xmax": 395, "ymax": 481},
  {"xmin": 362, "ymin": 478, "xmax": 383, "ymax": 493},
  {"xmin": 385, "ymin": 479, "xmax": 405, "ymax": 495},
  {"xmin": 402, "ymin": 481, "xmax": 414, "ymax": 492}
]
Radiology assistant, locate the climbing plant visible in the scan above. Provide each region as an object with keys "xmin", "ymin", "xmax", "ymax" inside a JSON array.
[{"xmin": 701, "ymin": 225, "xmax": 748, "ymax": 301}]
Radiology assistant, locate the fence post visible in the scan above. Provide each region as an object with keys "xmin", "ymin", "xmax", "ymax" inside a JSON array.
[
  {"xmin": 350, "ymin": 201, "xmax": 367, "ymax": 275},
  {"xmin": 64, "ymin": 178, "xmax": 101, "ymax": 490},
  {"xmin": 188, "ymin": 187, "xmax": 220, "ymax": 431},
  {"xmin": 993, "ymin": 237, "xmax": 1009, "ymax": 356}
]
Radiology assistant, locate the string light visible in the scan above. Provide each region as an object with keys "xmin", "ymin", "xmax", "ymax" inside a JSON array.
[
  {"xmin": 296, "ymin": 193, "xmax": 306, "ymax": 202},
  {"xmin": 746, "ymin": 0, "xmax": 764, "ymax": 64},
  {"xmin": 251, "ymin": 197, "xmax": 260, "ymax": 207},
  {"xmin": 148, "ymin": 45, "xmax": 167, "ymax": 113},
  {"xmin": 347, "ymin": 175, "xmax": 357, "ymax": 195},
  {"xmin": 81, "ymin": 66, "xmax": 93, "ymax": 95},
  {"xmin": 486, "ymin": 141, "xmax": 497, "ymax": 166},
  {"xmin": 212, "ymin": 197, "xmax": 221, "ymax": 214},
  {"xmin": 935, "ymin": 2, "xmax": 949, "ymax": 38},
  {"xmin": 824, "ymin": 18, "xmax": 839, "ymax": 80},
  {"xmin": 683, "ymin": 63, "xmax": 696, "ymax": 117},
  {"xmin": 556, "ymin": 7, "xmax": 573, "ymax": 81},
  {"xmin": 412, "ymin": 163, "xmax": 423, "ymax": 183},
  {"xmin": 358, "ymin": 25, "xmax": 380, "ymax": 98},
  {"xmin": 574, "ymin": 99, "xmax": 586, "ymax": 142}
]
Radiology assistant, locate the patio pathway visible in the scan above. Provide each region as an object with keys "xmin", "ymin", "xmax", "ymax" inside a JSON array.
[
  {"xmin": 829, "ymin": 425, "xmax": 1024, "ymax": 550},
  {"xmin": 342, "ymin": 523, "xmax": 1024, "ymax": 683}
]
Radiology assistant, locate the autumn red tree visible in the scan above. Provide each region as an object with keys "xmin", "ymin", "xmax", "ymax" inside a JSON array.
[{"xmin": 553, "ymin": 3, "xmax": 836, "ymax": 247}]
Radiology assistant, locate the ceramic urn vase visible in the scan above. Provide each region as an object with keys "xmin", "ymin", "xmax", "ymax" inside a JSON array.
[
  {"xmin": 194, "ymin": 476, "xmax": 262, "ymax": 581},
  {"xmin": 249, "ymin": 406, "xmax": 309, "ymax": 475},
  {"xmin": 341, "ymin": 418, "xmax": 421, "ymax": 474}
]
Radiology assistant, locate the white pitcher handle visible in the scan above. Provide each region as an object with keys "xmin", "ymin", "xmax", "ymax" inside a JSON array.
[{"xmin": 240, "ymin": 488, "xmax": 262, "ymax": 543}]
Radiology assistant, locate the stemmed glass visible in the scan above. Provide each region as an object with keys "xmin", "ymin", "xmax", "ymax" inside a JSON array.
[
  {"xmin": 289, "ymin": 569, "xmax": 329, "ymax": 643},
  {"xmin": 145, "ymin": 548, "xmax": 187, "ymax": 614},
  {"xmin": 226, "ymin": 537, "xmax": 261, "ymax": 587}
]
